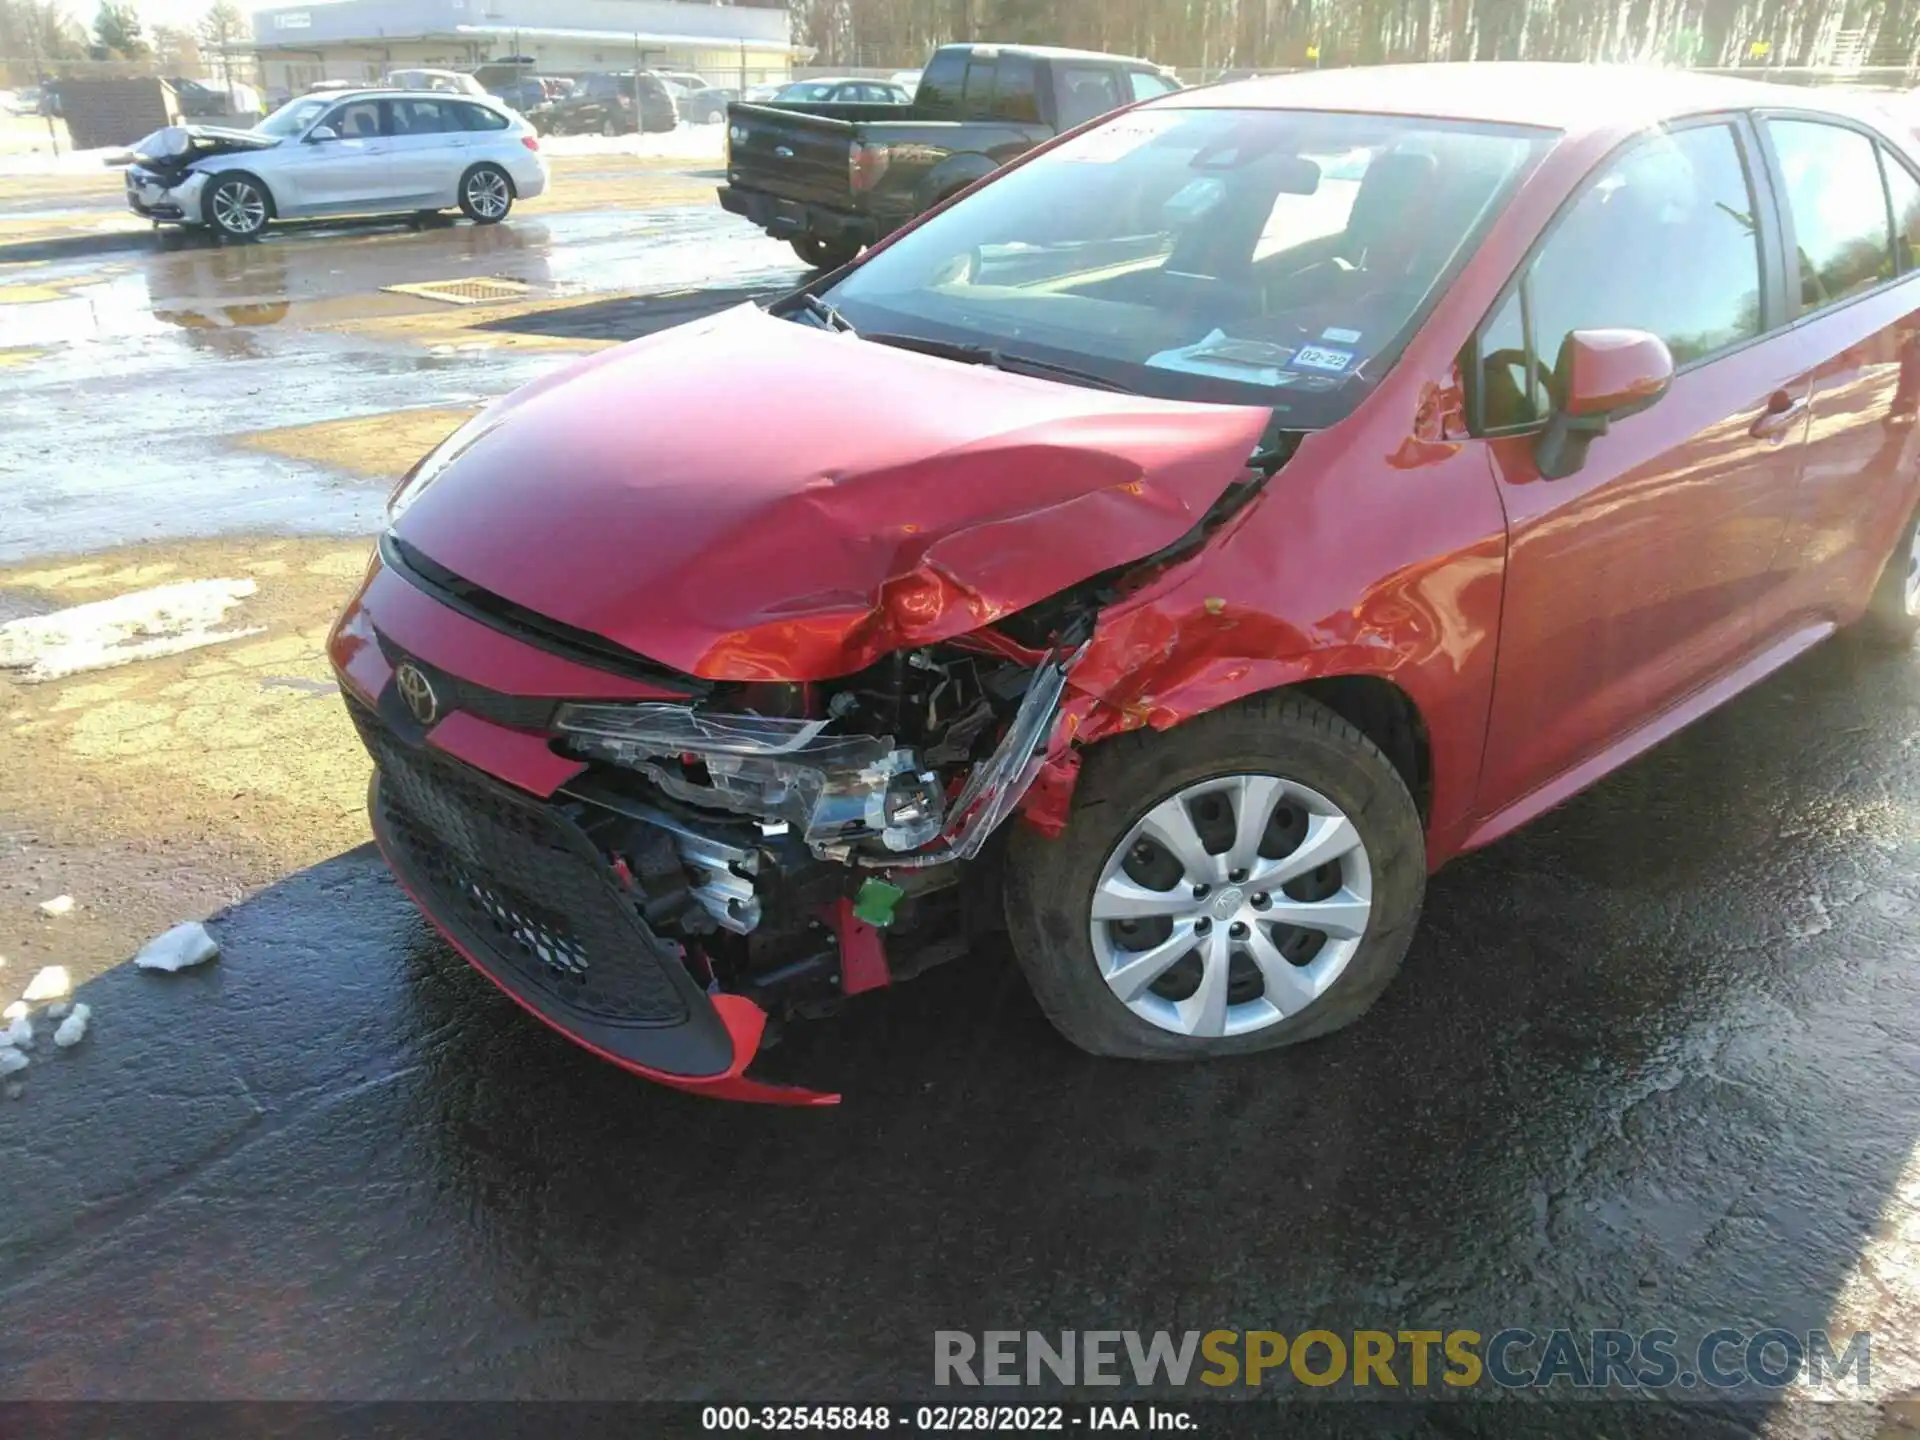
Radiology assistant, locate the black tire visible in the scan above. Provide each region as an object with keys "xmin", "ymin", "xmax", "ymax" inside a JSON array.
[
  {"xmin": 457, "ymin": 164, "xmax": 514, "ymax": 224},
  {"xmin": 202, "ymin": 172, "xmax": 271, "ymax": 239},
  {"xmin": 791, "ymin": 235, "xmax": 861, "ymax": 270},
  {"xmin": 1004, "ymin": 691, "xmax": 1426, "ymax": 1061},
  {"xmin": 1856, "ymin": 500, "xmax": 1920, "ymax": 646}
]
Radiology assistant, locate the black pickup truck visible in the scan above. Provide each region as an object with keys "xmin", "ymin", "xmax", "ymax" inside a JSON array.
[{"xmin": 719, "ymin": 43, "xmax": 1180, "ymax": 268}]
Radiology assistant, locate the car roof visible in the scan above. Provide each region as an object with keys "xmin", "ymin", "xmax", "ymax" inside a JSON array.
[
  {"xmin": 309, "ymin": 88, "xmax": 504, "ymax": 105},
  {"xmin": 1162, "ymin": 61, "xmax": 1905, "ymax": 135},
  {"xmin": 935, "ymin": 42, "xmax": 1157, "ymax": 66}
]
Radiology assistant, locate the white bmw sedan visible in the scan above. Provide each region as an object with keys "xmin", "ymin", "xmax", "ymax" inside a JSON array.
[{"xmin": 125, "ymin": 89, "xmax": 549, "ymax": 239}]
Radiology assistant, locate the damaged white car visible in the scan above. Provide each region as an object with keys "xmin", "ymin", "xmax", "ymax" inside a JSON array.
[{"xmin": 124, "ymin": 88, "xmax": 548, "ymax": 239}]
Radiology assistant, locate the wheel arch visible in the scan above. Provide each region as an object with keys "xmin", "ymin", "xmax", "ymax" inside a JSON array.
[
  {"xmin": 1285, "ymin": 675, "xmax": 1433, "ymax": 827},
  {"xmin": 461, "ymin": 159, "xmax": 517, "ymax": 197},
  {"xmin": 1024, "ymin": 665, "xmax": 1443, "ymax": 850},
  {"xmin": 201, "ymin": 167, "xmax": 278, "ymax": 221}
]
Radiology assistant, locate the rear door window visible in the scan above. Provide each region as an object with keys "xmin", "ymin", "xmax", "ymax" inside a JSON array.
[
  {"xmin": 1128, "ymin": 71, "xmax": 1179, "ymax": 101},
  {"xmin": 961, "ymin": 58, "xmax": 997, "ymax": 119},
  {"xmin": 1765, "ymin": 117, "xmax": 1896, "ymax": 310},
  {"xmin": 1058, "ymin": 67, "xmax": 1124, "ymax": 128},
  {"xmin": 995, "ymin": 55, "xmax": 1040, "ymax": 123},
  {"xmin": 1882, "ymin": 146, "xmax": 1920, "ymax": 272},
  {"xmin": 388, "ymin": 98, "xmax": 455, "ymax": 135},
  {"xmin": 915, "ymin": 50, "xmax": 968, "ymax": 118}
]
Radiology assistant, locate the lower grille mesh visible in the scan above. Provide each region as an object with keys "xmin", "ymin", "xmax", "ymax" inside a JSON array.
[{"xmin": 354, "ymin": 704, "xmax": 690, "ymax": 1026}]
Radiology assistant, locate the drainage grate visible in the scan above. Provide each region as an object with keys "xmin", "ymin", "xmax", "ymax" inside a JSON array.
[{"xmin": 382, "ymin": 277, "xmax": 532, "ymax": 306}]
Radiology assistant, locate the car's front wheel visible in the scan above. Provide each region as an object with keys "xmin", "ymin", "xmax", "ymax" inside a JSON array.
[
  {"xmin": 1005, "ymin": 691, "xmax": 1426, "ymax": 1060},
  {"xmin": 1857, "ymin": 501, "xmax": 1920, "ymax": 645},
  {"xmin": 204, "ymin": 173, "xmax": 270, "ymax": 239},
  {"xmin": 458, "ymin": 164, "xmax": 514, "ymax": 224}
]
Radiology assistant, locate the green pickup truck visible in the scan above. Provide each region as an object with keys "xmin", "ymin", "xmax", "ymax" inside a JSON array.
[{"xmin": 718, "ymin": 43, "xmax": 1180, "ymax": 268}]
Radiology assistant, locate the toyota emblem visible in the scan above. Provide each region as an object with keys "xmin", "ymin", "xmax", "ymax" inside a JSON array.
[{"xmin": 394, "ymin": 662, "xmax": 439, "ymax": 726}]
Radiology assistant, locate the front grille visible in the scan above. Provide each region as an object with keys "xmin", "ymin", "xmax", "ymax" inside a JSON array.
[{"xmin": 353, "ymin": 703, "xmax": 690, "ymax": 1026}]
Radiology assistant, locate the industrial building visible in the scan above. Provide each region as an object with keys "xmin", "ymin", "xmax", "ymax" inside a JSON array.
[{"xmin": 248, "ymin": 0, "xmax": 801, "ymax": 98}]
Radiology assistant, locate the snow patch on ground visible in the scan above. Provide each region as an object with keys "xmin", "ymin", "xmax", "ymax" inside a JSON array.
[
  {"xmin": 134, "ymin": 921, "xmax": 220, "ymax": 972},
  {"xmin": 0, "ymin": 1048, "xmax": 27, "ymax": 1076},
  {"xmin": 20, "ymin": 966, "xmax": 68, "ymax": 1002},
  {"xmin": 37, "ymin": 894, "xmax": 73, "ymax": 917},
  {"xmin": 53, "ymin": 1004, "xmax": 89, "ymax": 1048},
  {"xmin": 4, "ymin": 1014, "xmax": 30, "ymax": 1049},
  {"xmin": 0, "ymin": 579, "xmax": 262, "ymax": 682},
  {"xmin": 539, "ymin": 128, "xmax": 724, "ymax": 162}
]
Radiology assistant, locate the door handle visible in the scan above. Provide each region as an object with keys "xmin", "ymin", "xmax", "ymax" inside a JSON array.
[{"xmin": 1750, "ymin": 390, "xmax": 1809, "ymax": 440}]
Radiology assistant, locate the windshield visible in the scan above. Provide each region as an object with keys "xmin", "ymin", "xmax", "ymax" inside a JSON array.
[
  {"xmin": 254, "ymin": 96, "xmax": 330, "ymax": 137},
  {"xmin": 823, "ymin": 106, "xmax": 1552, "ymax": 426}
]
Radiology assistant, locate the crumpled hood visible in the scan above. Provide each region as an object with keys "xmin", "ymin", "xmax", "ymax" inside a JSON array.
[
  {"xmin": 394, "ymin": 304, "xmax": 1271, "ymax": 681},
  {"xmin": 128, "ymin": 124, "xmax": 278, "ymax": 169}
]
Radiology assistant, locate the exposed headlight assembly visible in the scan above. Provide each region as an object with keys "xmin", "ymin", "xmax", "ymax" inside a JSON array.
[{"xmin": 553, "ymin": 703, "xmax": 947, "ymax": 856}]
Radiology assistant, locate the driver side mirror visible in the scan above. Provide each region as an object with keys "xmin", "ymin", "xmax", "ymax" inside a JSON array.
[
  {"xmin": 1534, "ymin": 328, "xmax": 1674, "ymax": 480},
  {"xmin": 306, "ymin": 124, "xmax": 339, "ymax": 142}
]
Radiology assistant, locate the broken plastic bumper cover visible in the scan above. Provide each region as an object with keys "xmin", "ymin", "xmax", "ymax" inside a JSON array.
[{"xmin": 352, "ymin": 701, "xmax": 837, "ymax": 1105}]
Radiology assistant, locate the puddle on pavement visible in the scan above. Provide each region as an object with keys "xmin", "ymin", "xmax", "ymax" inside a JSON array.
[{"xmin": 2, "ymin": 202, "xmax": 802, "ymax": 561}]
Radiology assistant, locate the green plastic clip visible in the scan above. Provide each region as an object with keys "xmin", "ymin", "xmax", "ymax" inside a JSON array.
[{"xmin": 852, "ymin": 877, "xmax": 905, "ymax": 928}]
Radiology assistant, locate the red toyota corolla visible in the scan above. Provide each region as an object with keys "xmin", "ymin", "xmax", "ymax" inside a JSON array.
[{"xmin": 331, "ymin": 64, "xmax": 1920, "ymax": 1104}]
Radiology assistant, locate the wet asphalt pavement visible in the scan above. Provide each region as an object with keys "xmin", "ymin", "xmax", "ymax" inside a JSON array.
[
  {"xmin": 5, "ymin": 197, "xmax": 1920, "ymax": 1432},
  {"xmin": 11, "ymin": 623, "xmax": 1920, "ymax": 1423}
]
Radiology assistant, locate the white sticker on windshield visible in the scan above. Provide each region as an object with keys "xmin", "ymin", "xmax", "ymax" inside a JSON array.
[
  {"xmin": 1320, "ymin": 327, "xmax": 1362, "ymax": 344},
  {"xmin": 1052, "ymin": 111, "xmax": 1183, "ymax": 164},
  {"xmin": 1289, "ymin": 345, "xmax": 1355, "ymax": 374}
]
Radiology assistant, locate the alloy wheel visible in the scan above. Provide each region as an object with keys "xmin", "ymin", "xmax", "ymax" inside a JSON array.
[
  {"xmin": 211, "ymin": 180, "xmax": 265, "ymax": 235},
  {"xmin": 465, "ymin": 171, "xmax": 511, "ymax": 220},
  {"xmin": 1904, "ymin": 516, "xmax": 1920, "ymax": 617},
  {"xmin": 1088, "ymin": 773, "xmax": 1372, "ymax": 1038}
]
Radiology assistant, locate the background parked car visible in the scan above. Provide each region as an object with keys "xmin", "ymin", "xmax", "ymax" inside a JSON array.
[
  {"xmin": 124, "ymin": 90, "xmax": 546, "ymax": 238},
  {"xmin": 489, "ymin": 76, "xmax": 553, "ymax": 114},
  {"xmin": 658, "ymin": 71, "xmax": 735, "ymax": 123},
  {"xmin": 385, "ymin": 69, "xmax": 489, "ymax": 98},
  {"xmin": 769, "ymin": 77, "xmax": 913, "ymax": 104},
  {"xmin": 530, "ymin": 72, "xmax": 677, "ymax": 135}
]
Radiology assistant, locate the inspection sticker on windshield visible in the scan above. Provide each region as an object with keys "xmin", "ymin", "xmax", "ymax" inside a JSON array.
[
  {"xmin": 1320, "ymin": 327, "xmax": 1362, "ymax": 344},
  {"xmin": 1288, "ymin": 345, "xmax": 1356, "ymax": 374},
  {"xmin": 1053, "ymin": 111, "xmax": 1182, "ymax": 164}
]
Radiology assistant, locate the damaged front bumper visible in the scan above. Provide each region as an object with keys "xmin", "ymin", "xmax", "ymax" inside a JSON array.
[
  {"xmin": 125, "ymin": 165, "xmax": 207, "ymax": 223},
  {"xmin": 353, "ymin": 696, "xmax": 838, "ymax": 1106},
  {"xmin": 332, "ymin": 536, "xmax": 1082, "ymax": 1105}
]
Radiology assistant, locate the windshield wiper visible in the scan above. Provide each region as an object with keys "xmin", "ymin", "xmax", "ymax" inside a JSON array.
[
  {"xmin": 781, "ymin": 292, "xmax": 854, "ymax": 332},
  {"xmin": 861, "ymin": 332, "xmax": 1127, "ymax": 392}
]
